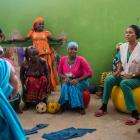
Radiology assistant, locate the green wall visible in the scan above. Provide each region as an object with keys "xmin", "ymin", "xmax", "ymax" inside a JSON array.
[{"xmin": 0, "ymin": 0, "xmax": 140, "ymax": 83}]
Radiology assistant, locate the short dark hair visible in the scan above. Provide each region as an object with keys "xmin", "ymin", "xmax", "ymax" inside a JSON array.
[{"xmin": 129, "ymin": 25, "xmax": 140, "ymax": 39}]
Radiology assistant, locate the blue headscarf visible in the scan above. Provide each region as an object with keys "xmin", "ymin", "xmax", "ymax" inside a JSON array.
[
  {"xmin": 0, "ymin": 59, "xmax": 26, "ymax": 140},
  {"xmin": 67, "ymin": 41, "xmax": 78, "ymax": 49}
]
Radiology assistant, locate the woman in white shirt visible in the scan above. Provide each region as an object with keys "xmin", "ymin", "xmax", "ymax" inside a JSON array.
[{"xmin": 95, "ymin": 25, "xmax": 140, "ymax": 125}]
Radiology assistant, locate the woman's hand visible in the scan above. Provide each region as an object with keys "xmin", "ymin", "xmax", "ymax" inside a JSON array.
[
  {"xmin": 70, "ymin": 79, "xmax": 79, "ymax": 85},
  {"xmin": 113, "ymin": 70, "xmax": 121, "ymax": 77},
  {"xmin": 121, "ymin": 73, "xmax": 133, "ymax": 79},
  {"xmin": 113, "ymin": 62, "xmax": 123, "ymax": 77}
]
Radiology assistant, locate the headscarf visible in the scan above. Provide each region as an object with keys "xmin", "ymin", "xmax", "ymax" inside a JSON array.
[
  {"xmin": 0, "ymin": 59, "xmax": 26, "ymax": 140},
  {"xmin": 32, "ymin": 16, "xmax": 44, "ymax": 30},
  {"xmin": 67, "ymin": 41, "xmax": 78, "ymax": 50}
]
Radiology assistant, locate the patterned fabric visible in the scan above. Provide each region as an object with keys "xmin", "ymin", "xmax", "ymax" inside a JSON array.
[
  {"xmin": 25, "ymin": 76, "xmax": 49, "ymax": 103},
  {"xmin": 99, "ymin": 72, "xmax": 112, "ymax": 87},
  {"xmin": 0, "ymin": 59, "xmax": 25, "ymax": 140},
  {"xmin": 112, "ymin": 52, "xmax": 120, "ymax": 72},
  {"xmin": 112, "ymin": 50, "xmax": 131, "ymax": 72}
]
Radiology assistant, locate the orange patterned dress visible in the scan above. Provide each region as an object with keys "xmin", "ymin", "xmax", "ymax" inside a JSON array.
[{"xmin": 28, "ymin": 30, "xmax": 58, "ymax": 91}]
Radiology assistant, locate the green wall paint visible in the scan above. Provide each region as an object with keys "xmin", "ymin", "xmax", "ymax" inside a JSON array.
[{"xmin": 0, "ymin": 0, "xmax": 140, "ymax": 83}]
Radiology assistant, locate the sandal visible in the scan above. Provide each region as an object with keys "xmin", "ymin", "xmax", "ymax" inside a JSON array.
[
  {"xmin": 94, "ymin": 109, "xmax": 107, "ymax": 117},
  {"xmin": 125, "ymin": 117, "xmax": 139, "ymax": 125}
]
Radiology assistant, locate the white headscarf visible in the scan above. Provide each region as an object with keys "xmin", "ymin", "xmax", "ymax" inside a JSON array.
[{"xmin": 67, "ymin": 41, "xmax": 78, "ymax": 50}]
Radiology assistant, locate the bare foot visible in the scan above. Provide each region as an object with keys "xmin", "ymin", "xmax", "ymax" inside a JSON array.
[{"xmin": 95, "ymin": 109, "xmax": 107, "ymax": 117}]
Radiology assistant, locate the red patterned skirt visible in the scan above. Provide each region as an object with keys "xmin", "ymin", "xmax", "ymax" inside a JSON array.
[{"xmin": 25, "ymin": 76, "xmax": 50, "ymax": 102}]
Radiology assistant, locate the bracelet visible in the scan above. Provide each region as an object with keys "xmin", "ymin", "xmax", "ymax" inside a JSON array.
[{"xmin": 132, "ymin": 73, "xmax": 136, "ymax": 77}]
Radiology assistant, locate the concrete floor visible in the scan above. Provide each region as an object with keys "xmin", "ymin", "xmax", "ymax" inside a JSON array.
[{"xmin": 20, "ymin": 94, "xmax": 140, "ymax": 140}]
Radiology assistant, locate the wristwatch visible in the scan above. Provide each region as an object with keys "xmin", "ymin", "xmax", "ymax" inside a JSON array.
[{"xmin": 132, "ymin": 73, "xmax": 136, "ymax": 77}]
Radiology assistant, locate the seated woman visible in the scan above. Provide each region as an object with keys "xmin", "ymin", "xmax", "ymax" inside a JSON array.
[
  {"xmin": 95, "ymin": 25, "xmax": 140, "ymax": 125},
  {"xmin": 20, "ymin": 46, "xmax": 50, "ymax": 108},
  {"xmin": 58, "ymin": 41, "xmax": 92, "ymax": 114},
  {"xmin": 0, "ymin": 58, "xmax": 25, "ymax": 140}
]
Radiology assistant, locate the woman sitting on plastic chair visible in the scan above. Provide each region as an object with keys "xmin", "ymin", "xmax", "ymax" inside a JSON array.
[
  {"xmin": 58, "ymin": 41, "xmax": 92, "ymax": 114},
  {"xmin": 0, "ymin": 58, "xmax": 25, "ymax": 140},
  {"xmin": 95, "ymin": 25, "xmax": 140, "ymax": 125}
]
